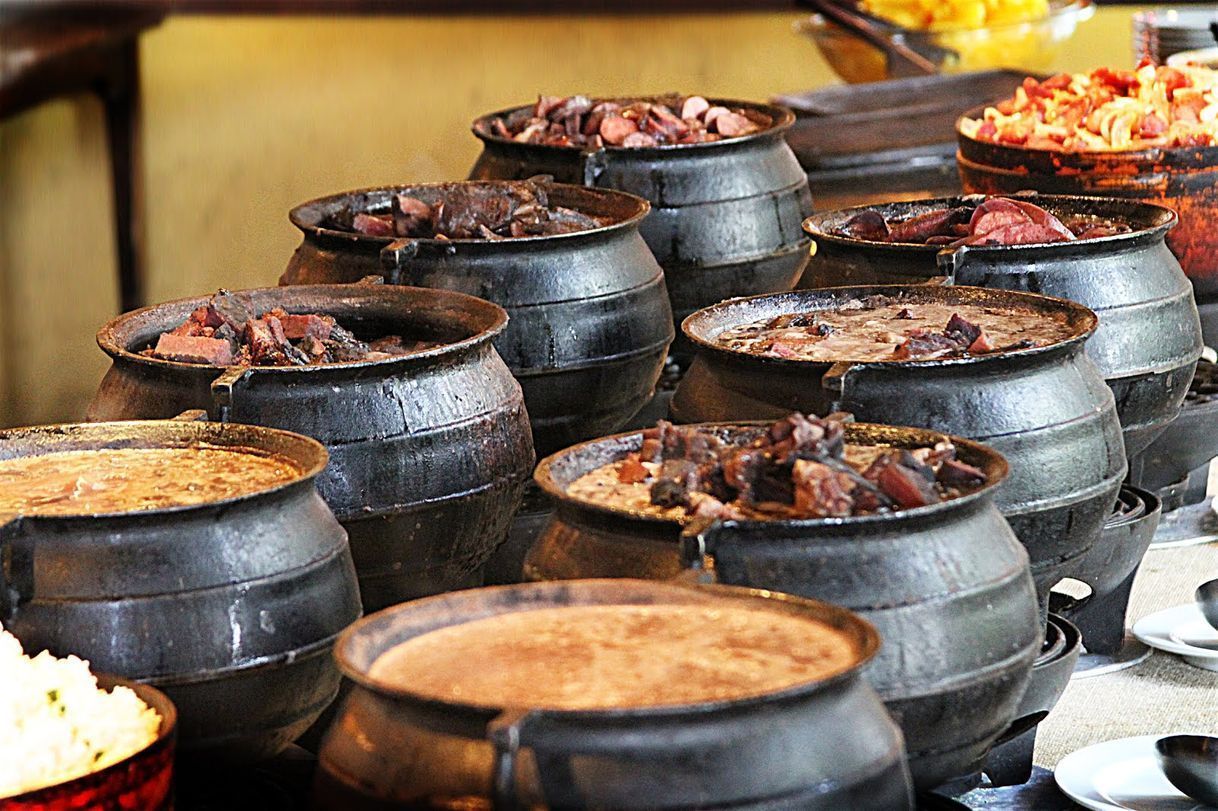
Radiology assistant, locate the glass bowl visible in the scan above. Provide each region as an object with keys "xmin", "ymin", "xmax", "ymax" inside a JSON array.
[{"xmin": 796, "ymin": 0, "xmax": 1095, "ymax": 84}]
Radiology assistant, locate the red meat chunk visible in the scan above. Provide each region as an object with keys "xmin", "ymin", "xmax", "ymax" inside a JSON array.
[{"xmin": 153, "ymin": 333, "xmax": 234, "ymax": 366}]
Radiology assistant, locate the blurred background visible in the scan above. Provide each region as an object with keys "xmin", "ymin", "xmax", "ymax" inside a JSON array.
[{"xmin": 0, "ymin": 3, "xmax": 1193, "ymax": 426}]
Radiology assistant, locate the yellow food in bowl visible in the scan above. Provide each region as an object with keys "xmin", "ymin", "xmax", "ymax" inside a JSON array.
[{"xmin": 860, "ymin": 0, "xmax": 1050, "ymax": 31}]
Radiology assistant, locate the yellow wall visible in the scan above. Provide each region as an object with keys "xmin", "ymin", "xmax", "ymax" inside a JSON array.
[{"xmin": 0, "ymin": 8, "xmax": 1140, "ymax": 426}]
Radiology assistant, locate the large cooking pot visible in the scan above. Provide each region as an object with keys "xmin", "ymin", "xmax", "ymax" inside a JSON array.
[
  {"xmin": 524, "ymin": 423, "xmax": 1039, "ymax": 791},
  {"xmin": 88, "ymin": 284, "xmax": 533, "ymax": 611},
  {"xmin": 468, "ymin": 97, "xmax": 813, "ymax": 359},
  {"xmin": 0, "ymin": 420, "xmax": 361, "ymax": 761},
  {"xmin": 672, "ymin": 286, "xmax": 1127, "ymax": 611},
  {"xmin": 799, "ymin": 194, "xmax": 1203, "ymax": 459},
  {"xmin": 279, "ymin": 182, "xmax": 672, "ymax": 456},
  {"xmin": 315, "ymin": 579, "xmax": 914, "ymax": 810},
  {"xmin": 956, "ymin": 113, "xmax": 1218, "ymax": 304}
]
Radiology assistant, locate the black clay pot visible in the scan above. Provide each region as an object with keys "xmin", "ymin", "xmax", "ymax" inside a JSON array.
[
  {"xmin": 0, "ymin": 420, "xmax": 361, "ymax": 762},
  {"xmin": 672, "ymin": 285, "xmax": 1127, "ymax": 613},
  {"xmin": 468, "ymin": 98, "xmax": 813, "ymax": 360},
  {"xmin": 799, "ymin": 194, "xmax": 1203, "ymax": 459},
  {"xmin": 523, "ymin": 423, "xmax": 1039, "ymax": 791},
  {"xmin": 280, "ymin": 182, "xmax": 672, "ymax": 456},
  {"xmin": 315, "ymin": 579, "xmax": 914, "ymax": 810},
  {"xmin": 89, "ymin": 284, "xmax": 533, "ymax": 611}
]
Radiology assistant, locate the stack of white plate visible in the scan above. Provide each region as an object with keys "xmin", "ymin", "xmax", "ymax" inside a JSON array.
[{"xmin": 1133, "ymin": 7, "xmax": 1218, "ymax": 64}]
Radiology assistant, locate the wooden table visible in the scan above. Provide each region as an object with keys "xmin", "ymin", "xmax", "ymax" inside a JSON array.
[{"xmin": 1, "ymin": 6, "xmax": 166, "ymax": 313}]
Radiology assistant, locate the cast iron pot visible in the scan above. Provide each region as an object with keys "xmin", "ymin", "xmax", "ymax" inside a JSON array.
[
  {"xmin": 88, "ymin": 284, "xmax": 534, "ymax": 611},
  {"xmin": 314, "ymin": 579, "xmax": 915, "ymax": 810},
  {"xmin": 468, "ymin": 97, "xmax": 813, "ymax": 359},
  {"xmin": 956, "ymin": 112, "xmax": 1218, "ymax": 300},
  {"xmin": 280, "ymin": 182, "xmax": 673, "ymax": 456},
  {"xmin": 672, "ymin": 285, "xmax": 1127, "ymax": 611},
  {"xmin": 524, "ymin": 423, "xmax": 1040, "ymax": 792},
  {"xmin": 799, "ymin": 194, "xmax": 1203, "ymax": 459},
  {"xmin": 0, "ymin": 420, "xmax": 362, "ymax": 761}
]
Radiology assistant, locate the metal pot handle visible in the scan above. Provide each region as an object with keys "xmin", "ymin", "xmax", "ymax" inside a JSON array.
[
  {"xmin": 379, "ymin": 239, "xmax": 421, "ymax": 286},
  {"xmin": 0, "ymin": 514, "xmax": 29, "ymax": 621},
  {"xmin": 820, "ymin": 361, "xmax": 858, "ymax": 412},
  {"xmin": 676, "ymin": 516, "xmax": 722, "ymax": 585},
  {"xmin": 488, "ymin": 708, "xmax": 540, "ymax": 810},
  {"xmin": 935, "ymin": 245, "xmax": 974, "ymax": 285},
  {"xmin": 210, "ymin": 366, "xmax": 251, "ymax": 423},
  {"xmin": 578, "ymin": 147, "xmax": 608, "ymax": 188}
]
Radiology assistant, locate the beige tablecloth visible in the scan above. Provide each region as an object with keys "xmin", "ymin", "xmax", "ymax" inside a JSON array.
[{"xmin": 1034, "ymin": 497, "xmax": 1218, "ymax": 768}]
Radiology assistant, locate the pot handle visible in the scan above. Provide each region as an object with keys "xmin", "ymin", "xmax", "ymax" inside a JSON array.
[
  {"xmin": 820, "ymin": 361, "xmax": 858, "ymax": 412},
  {"xmin": 210, "ymin": 366, "xmax": 251, "ymax": 423},
  {"xmin": 676, "ymin": 516, "xmax": 722, "ymax": 585},
  {"xmin": 936, "ymin": 244, "xmax": 978, "ymax": 286},
  {"xmin": 488, "ymin": 708, "xmax": 540, "ymax": 810},
  {"xmin": 171, "ymin": 409, "xmax": 209, "ymax": 422},
  {"xmin": 379, "ymin": 239, "xmax": 421, "ymax": 286},
  {"xmin": 0, "ymin": 514, "xmax": 29, "ymax": 621},
  {"xmin": 578, "ymin": 147, "xmax": 608, "ymax": 188}
]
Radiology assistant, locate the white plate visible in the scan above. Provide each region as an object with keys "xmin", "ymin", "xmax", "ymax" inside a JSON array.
[
  {"xmin": 1055, "ymin": 735, "xmax": 1212, "ymax": 810},
  {"xmin": 1132, "ymin": 604, "xmax": 1218, "ymax": 672}
]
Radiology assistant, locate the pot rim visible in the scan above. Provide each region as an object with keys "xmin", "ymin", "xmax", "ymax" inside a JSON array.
[
  {"xmin": 95, "ymin": 283, "xmax": 509, "ymax": 375},
  {"xmin": 680, "ymin": 284, "xmax": 1098, "ymax": 370},
  {"xmin": 0, "ymin": 419, "xmax": 329, "ymax": 520},
  {"xmin": 802, "ymin": 192, "xmax": 1178, "ymax": 252},
  {"xmin": 288, "ymin": 180, "xmax": 651, "ymax": 247},
  {"xmin": 533, "ymin": 420, "xmax": 1010, "ymax": 529},
  {"xmin": 3, "ymin": 674, "xmax": 177, "ymax": 804},
  {"xmin": 470, "ymin": 96, "xmax": 797, "ymax": 154},
  {"xmin": 955, "ymin": 103, "xmax": 1218, "ymax": 162},
  {"xmin": 334, "ymin": 578, "xmax": 882, "ymax": 718}
]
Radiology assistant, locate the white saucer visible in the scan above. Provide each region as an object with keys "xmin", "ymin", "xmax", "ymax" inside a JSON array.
[
  {"xmin": 1055, "ymin": 735, "xmax": 1211, "ymax": 810},
  {"xmin": 1132, "ymin": 604, "xmax": 1218, "ymax": 672}
]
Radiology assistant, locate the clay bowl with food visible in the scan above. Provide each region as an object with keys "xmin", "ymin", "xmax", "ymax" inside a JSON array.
[
  {"xmin": 800, "ymin": 193, "xmax": 1202, "ymax": 460},
  {"xmin": 468, "ymin": 95, "xmax": 813, "ymax": 359},
  {"xmin": 281, "ymin": 181, "xmax": 672, "ymax": 456},
  {"xmin": 956, "ymin": 65, "xmax": 1218, "ymax": 302},
  {"xmin": 2, "ymin": 676, "xmax": 176, "ymax": 810},
  {"xmin": 90, "ymin": 283, "xmax": 534, "ymax": 610},
  {"xmin": 525, "ymin": 415, "xmax": 1039, "ymax": 791},
  {"xmin": 315, "ymin": 578, "xmax": 914, "ymax": 810},
  {"xmin": 672, "ymin": 285, "xmax": 1126, "ymax": 617},
  {"xmin": 0, "ymin": 419, "xmax": 360, "ymax": 762}
]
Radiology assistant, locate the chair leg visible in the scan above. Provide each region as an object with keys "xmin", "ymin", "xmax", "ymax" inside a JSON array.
[{"xmin": 101, "ymin": 39, "xmax": 146, "ymax": 313}]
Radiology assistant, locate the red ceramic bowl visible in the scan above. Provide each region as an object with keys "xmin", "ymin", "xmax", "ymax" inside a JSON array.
[{"xmin": 1, "ymin": 676, "xmax": 177, "ymax": 811}]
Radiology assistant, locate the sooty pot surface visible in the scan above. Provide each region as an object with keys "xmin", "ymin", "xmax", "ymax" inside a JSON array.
[
  {"xmin": 0, "ymin": 420, "xmax": 361, "ymax": 762},
  {"xmin": 672, "ymin": 285, "xmax": 1127, "ymax": 611},
  {"xmin": 524, "ymin": 422, "xmax": 1039, "ymax": 791},
  {"xmin": 468, "ymin": 98, "xmax": 813, "ymax": 359},
  {"xmin": 89, "ymin": 284, "xmax": 534, "ymax": 611},
  {"xmin": 800, "ymin": 194, "xmax": 1202, "ymax": 460},
  {"xmin": 316, "ymin": 579, "xmax": 913, "ymax": 810},
  {"xmin": 282, "ymin": 181, "xmax": 672, "ymax": 455}
]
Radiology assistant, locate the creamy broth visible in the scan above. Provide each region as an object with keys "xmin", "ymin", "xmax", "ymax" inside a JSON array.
[
  {"xmin": 0, "ymin": 445, "xmax": 303, "ymax": 516},
  {"xmin": 368, "ymin": 604, "xmax": 857, "ymax": 710},
  {"xmin": 714, "ymin": 300, "xmax": 1074, "ymax": 363}
]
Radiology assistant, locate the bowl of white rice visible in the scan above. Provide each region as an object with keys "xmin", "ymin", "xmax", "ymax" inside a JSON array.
[{"xmin": 0, "ymin": 626, "xmax": 176, "ymax": 808}]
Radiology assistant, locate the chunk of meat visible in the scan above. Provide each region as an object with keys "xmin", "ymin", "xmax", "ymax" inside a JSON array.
[
  {"xmin": 792, "ymin": 459, "xmax": 855, "ymax": 517},
  {"xmin": 152, "ymin": 334, "xmax": 234, "ymax": 366}
]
